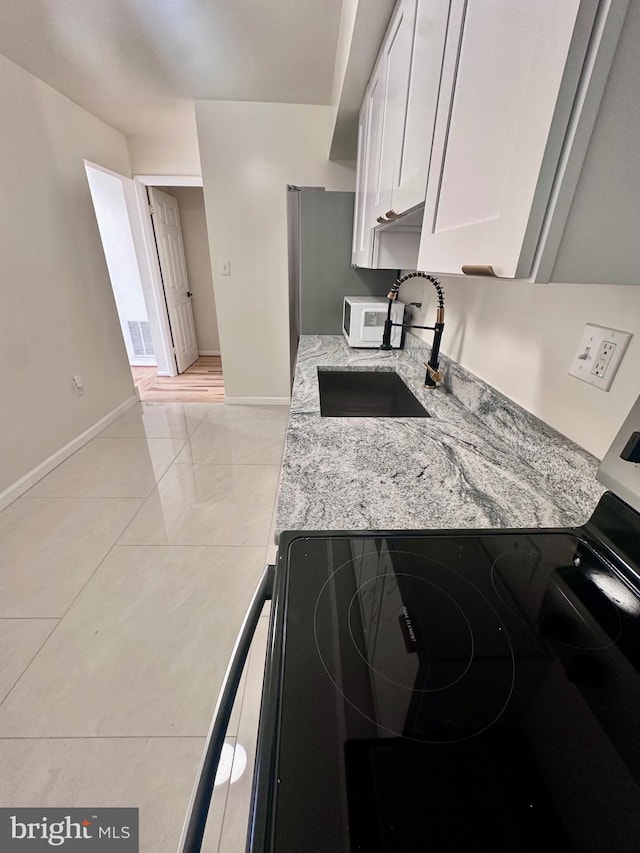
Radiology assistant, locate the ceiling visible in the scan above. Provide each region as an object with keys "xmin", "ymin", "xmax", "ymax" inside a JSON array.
[{"xmin": 0, "ymin": 0, "xmax": 344, "ymax": 136}]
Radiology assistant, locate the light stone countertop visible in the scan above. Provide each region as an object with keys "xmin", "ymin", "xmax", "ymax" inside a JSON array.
[{"xmin": 274, "ymin": 335, "xmax": 604, "ymax": 539}]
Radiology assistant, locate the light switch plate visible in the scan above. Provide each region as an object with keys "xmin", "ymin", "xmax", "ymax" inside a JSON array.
[{"xmin": 569, "ymin": 324, "xmax": 632, "ymax": 391}]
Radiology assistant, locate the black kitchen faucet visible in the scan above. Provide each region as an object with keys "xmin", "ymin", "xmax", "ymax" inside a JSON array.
[{"xmin": 380, "ymin": 271, "xmax": 445, "ymax": 388}]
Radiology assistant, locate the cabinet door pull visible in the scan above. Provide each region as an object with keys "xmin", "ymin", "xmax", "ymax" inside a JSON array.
[
  {"xmin": 385, "ymin": 209, "xmax": 403, "ymax": 220},
  {"xmin": 462, "ymin": 265, "xmax": 497, "ymax": 277},
  {"xmin": 376, "ymin": 216, "xmax": 389, "ymax": 224}
]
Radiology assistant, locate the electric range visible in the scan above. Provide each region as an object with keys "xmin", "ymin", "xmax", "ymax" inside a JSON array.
[{"xmin": 248, "ymin": 397, "xmax": 640, "ymax": 852}]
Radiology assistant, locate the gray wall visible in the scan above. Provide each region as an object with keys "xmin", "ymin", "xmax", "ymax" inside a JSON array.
[{"xmin": 299, "ymin": 191, "xmax": 396, "ymax": 334}]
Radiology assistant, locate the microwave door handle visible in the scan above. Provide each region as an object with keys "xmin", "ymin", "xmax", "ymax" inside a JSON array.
[{"xmin": 177, "ymin": 564, "xmax": 275, "ymax": 853}]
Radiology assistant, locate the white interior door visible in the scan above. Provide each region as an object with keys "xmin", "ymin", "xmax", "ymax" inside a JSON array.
[
  {"xmin": 84, "ymin": 161, "xmax": 175, "ymax": 376},
  {"xmin": 148, "ymin": 187, "xmax": 199, "ymax": 373}
]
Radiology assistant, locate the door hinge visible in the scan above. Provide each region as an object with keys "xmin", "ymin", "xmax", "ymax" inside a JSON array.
[{"xmin": 149, "ymin": 204, "xmax": 156, "ymax": 215}]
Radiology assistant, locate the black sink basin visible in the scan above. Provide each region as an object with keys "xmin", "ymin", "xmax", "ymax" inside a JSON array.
[{"xmin": 318, "ymin": 370, "xmax": 430, "ymax": 418}]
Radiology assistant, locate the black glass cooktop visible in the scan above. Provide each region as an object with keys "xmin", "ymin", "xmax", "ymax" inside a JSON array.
[{"xmin": 261, "ymin": 497, "xmax": 640, "ymax": 852}]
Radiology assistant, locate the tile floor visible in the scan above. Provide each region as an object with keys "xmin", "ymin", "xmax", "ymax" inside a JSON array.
[{"xmin": 0, "ymin": 401, "xmax": 288, "ymax": 852}]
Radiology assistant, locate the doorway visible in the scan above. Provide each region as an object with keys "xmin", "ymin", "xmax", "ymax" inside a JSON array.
[
  {"xmin": 131, "ymin": 357, "xmax": 224, "ymax": 402},
  {"xmin": 85, "ymin": 164, "xmax": 223, "ymax": 402}
]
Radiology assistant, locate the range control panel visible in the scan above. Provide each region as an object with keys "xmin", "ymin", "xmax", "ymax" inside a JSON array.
[{"xmin": 598, "ymin": 395, "xmax": 640, "ymax": 513}]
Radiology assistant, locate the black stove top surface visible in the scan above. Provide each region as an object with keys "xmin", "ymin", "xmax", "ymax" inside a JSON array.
[{"xmin": 257, "ymin": 494, "xmax": 640, "ymax": 852}]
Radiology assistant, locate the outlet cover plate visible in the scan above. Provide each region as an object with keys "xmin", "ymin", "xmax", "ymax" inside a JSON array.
[{"xmin": 569, "ymin": 324, "xmax": 632, "ymax": 391}]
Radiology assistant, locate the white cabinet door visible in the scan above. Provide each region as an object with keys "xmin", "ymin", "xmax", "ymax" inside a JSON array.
[
  {"xmin": 362, "ymin": 59, "xmax": 387, "ymax": 264},
  {"xmin": 418, "ymin": 0, "xmax": 598, "ymax": 278},
  {"xmin": 352, "ymin": 101, "xmax": 373, "ymax": 267},
  {"xmin": 371, "ymin": 0, "xmax": 417, "ymax": 223},
  {"xmin": 352, "ymin": 0, "xmax": 450, "ymax": 267},
  {"xmin": 390, "ymin": 0, "xmax": 450, "ymax": 216}
]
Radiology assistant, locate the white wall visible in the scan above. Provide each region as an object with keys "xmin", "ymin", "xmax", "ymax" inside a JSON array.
[
  {"xmin": 0, "ymin": 54, "xmax": 135, "ymax": 494},
  {"xmin": 164, "ymin": 187, "xmax": 219, "ymax": 354},
  {"xmin": 195, "ymin": 101, "xmax": 356, "ymax": 400},
  {"xmin": 329, "ymin": 0, "xmax": 359, "ymax": 146},
  {"xmin": 127, "ymin": 102, "xmax": 202, "ymax": 177},
  {"xmin": 400, "ymin": 274, "xmax": 640, "ymax": 459},
  {"xmin": 86, "ymin": 166, "xmax": 154, "ymax": 365},
  {"xmin": 328, "ymin": 0, "xmax": 395, "ymax": 160}
]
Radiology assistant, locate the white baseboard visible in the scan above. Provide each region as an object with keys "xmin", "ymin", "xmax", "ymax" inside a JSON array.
[
  {"xmin": 223, "ymin": 396, "xmax": 290, "ymax": 406},
  {"xmin": 198, "ymin": 350, "xmax": 221, "ymax": 356},
  {"xmin": 0, "ymin": 394, "xmax": 139, "ymax": 513}
]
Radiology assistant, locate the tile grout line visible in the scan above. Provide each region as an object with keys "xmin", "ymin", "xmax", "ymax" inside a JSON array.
[
  {"xmin": 205, "ymin": 732, "xmax": 237, "ymax": 853},
  {"xmin": 0, "ymin": 406, "xmax": 284, "ymax": 787},
  {"xmin": 93, "ymin": 436, "xmax": 191, "ymax": 441},
  {"xmin": 171, "ymin": 462, "xmax": 284, "ymax": 467},
  {"xmin": 0, "ymin": 735, "xmax": 207, "ymax": 740},
  {"xmin": 0, "ymin": 617, "xmax": 63, "ymax": 621},
  {"xmin": 98, "ymin": 404, "xmax": 209, "ymax": 442},
  {"xmin": 109, "ymin": 437, "xmax": 196, "ymax": 545},
  {"xmin": 216, "ymin": 645, "xmax": 255, "ymax": 848},
  {"xmin": 0, "ymin": 432, "xmax": 195, "ymax": 712},
  {"xmin": 111, "ymin": 446, "xmax": 281, "ymax": 547},
  {"xmin": 19, "ymin": 496, "xmax": 148, "ymax": 501},
  {"xmin": 107, "ymin": 544, "xmax": 271, "ymax": 550},
  {"xmin": 97, "ymin": 435, "xmax": 190, "ymax": 441},
  {"xmin": 176, "ymin": 415, "xmax": 286, "ymax": 467},
  {"xmin": 217, "ymin": 618, "xmax": 270, "ymax": 850},
  {"xmin": 0, "ymin": 530, "xmax": 122, "ymax": 713},
  {"xmin": 23, "ymin": 432, "xmax": 190, "ymax": 502},
  {"xmin": 0, "ymin": 620, "xmax": 60, "ymax": 712}
]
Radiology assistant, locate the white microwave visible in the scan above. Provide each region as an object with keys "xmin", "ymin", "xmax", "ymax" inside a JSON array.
[{"xmin": 342, "ymin": 296, "xmax": 404, "ymax": 348}]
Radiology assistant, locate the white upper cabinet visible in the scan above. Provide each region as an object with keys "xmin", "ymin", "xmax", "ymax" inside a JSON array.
[
  {"xmin": 370, "ymin": 0, "xmax": 417, "ymax": 223},
  {"xmin": 352, "ymin": 100, "xmax": 373, "ymax": 267},
  {"xmin": 353, "ymin": 0, "xmax": 634, "ymax": 280},
  {"xmin": 418, "ymin": 0, "xmax": 599, "ymax": 278},
  {"xmin": 351, "ymin": 0, "xmax": 449, "ymax": 267},
  {"xmin": 389, "ymin": 0, "xmax": 450, "ymax": 216},
  {"xmin": 362, "ymin": 59, "xmax": 386, "ymax": 256},
  {"xmin": 350, "ymin": 58, "xmax": 386, "ymax": 267}
]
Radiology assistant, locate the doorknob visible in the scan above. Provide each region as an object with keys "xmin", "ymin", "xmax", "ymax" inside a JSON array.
[{"xmin": 187, "ymin": 291, "xmax": 193, "ymax": 297}]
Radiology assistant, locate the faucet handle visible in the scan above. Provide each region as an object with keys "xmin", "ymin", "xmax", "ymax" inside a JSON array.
[{"xmin": 424, "ymin": 363, "xmax": 443, "ymax": 385}]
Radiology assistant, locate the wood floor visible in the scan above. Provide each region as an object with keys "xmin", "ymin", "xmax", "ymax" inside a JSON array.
[{"xmin": 131, "ymin": 356, "xmax": 225, "ymax": 403}]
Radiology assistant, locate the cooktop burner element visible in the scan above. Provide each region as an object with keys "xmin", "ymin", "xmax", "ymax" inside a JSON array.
[{"xmin": 313, "ymin": 553, "xmax": 515, "ymax": 742}]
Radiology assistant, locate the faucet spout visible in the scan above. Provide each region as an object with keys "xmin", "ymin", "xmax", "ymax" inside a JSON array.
[{"xmin": 380, "ymin": 271, "xmax": 445, "ymax": 388}]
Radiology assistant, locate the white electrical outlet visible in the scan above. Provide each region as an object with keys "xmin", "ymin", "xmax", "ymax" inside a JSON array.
[
  {"xmin": 569, "ymin": 324, "xmax": 632, "ymax": 391},
  {"xmin": 220, "ymin": 259, "xmax": 231, "ymax": 276},
  {"xmin": 72, "ymin": 375, "xmax": 85, "ymax": 396}
]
